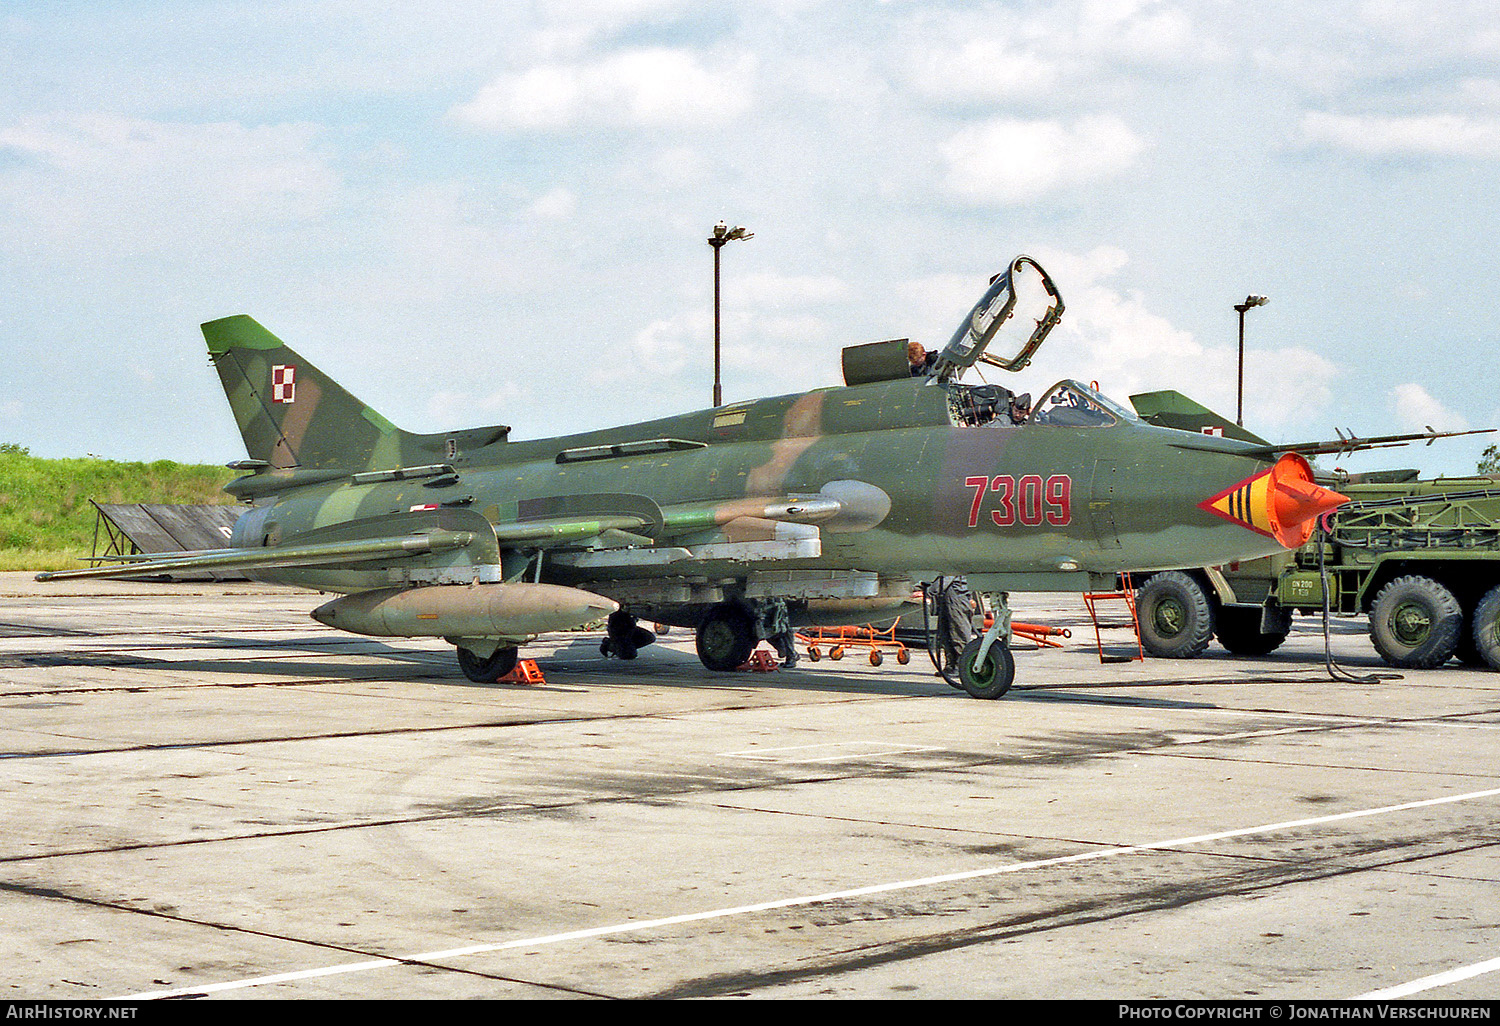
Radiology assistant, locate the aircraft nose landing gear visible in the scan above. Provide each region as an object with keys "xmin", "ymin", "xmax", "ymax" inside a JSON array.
[
  {"xmin": 925, "ymin": 581, "xmax": 1015, "ymax": 699},
  {"xmin": 956, "ymin": 635, "xmax": 1015, "ymax": 699}
]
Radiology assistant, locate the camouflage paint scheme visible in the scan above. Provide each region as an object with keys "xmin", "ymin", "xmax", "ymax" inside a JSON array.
[{"xmin": 39, "ymin": 256, "xmax": 1345, "ymax": 693}]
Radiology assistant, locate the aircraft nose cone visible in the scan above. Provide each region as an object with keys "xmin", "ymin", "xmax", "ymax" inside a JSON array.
[
  {"xmin": 1199, "ymin": 452, "xmax": 1349, "ymax": 549},
  {"xmin": 1270, "ymin": 470, "xmax": 1348, "ymax": 545}
]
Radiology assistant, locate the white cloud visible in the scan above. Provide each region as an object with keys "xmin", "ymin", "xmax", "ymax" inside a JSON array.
[
  {"xmin": 905, "ymin": 40, "xmax": 1063, "ymax": 104},
  {"xmin": 525, "ymin": 187, "xmax": 577, "ymax": 220},
  {"xmin": 736, "ymin": 272, "xmax": 846, "ymax": 308},
  {"xmin": 1301, "ymin": 111, "xmax": 1500, "ymax": 157},
  {"xmin": 1007, "ymin": 247, "xmax": 1339, "ymax": 434},
  {"xmin": 939, "ymin": 116, "xmax": 1146, "ymax": 205},
  {"xmin": 899, "ymin": 0, "xmax": 1209, "ymax": 107},
  {"xmin": 1075, "ymin": 0, "xmax": 1198, "ymax": 64},
  {"xmin": 616, "ymin": 309, "xmax": 713, "ymax": 380},
  {"xmin": 1391, "ymin": 382, "xmax": 1470, "ymax": 432},
  {"xmin": 520, "ymin": 0, "xmax": 698, "ymax": 59},
  {"xmin": 0, "ymin": 115, "xmax": 339, "ymax": 255},
  {"xmin": 448, "ymin": 48, "xmax": 755, "ymax": 131},
  {"xmin": 425, "ymin": 381, "xmax": 529, "ymax": 430},
  {"xmin": 1356, "ymin": 0, "xmax": 1500, "ymax": 59}
]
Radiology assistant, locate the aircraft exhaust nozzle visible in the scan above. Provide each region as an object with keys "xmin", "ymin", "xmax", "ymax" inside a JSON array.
[
  {"xmin": 311, "ymin": 582, "xmax": 618, "ymax": 640},
  {"xmin": 1200, "ymin": 452, "xmax": 1349, "ymax": 548}
]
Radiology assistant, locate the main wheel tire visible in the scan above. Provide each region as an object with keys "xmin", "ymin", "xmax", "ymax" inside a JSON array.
[
  {"xmin": 1369, "ymin": 575, "xmax": 1462, "ymax": 668},
  {"xmin": 956, "ymin": 637, "xmax": 1015, "ymax": 699},
  {"xmin": 1215, "ymin": 605, "xmax": 1292, "ymax": 656},
  {"xmin": 1136, "ymin": 571, "xmax": 1215, "ymax": 659},
  {"xmin": 457, "ymin": 645, "xmax": 519, "ymax": 683},
  {"xmin": 695, "ymin": 605, "xmax": 756, "ymax": 671},
  {"xmin": 1471, "ymin": 585, "xmax": 1500, "ymax": 670}
]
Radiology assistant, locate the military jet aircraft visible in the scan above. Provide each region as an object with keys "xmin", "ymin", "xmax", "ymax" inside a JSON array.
[{"xmin": 40, "ymin": 256, "xmax": 1351, "ymax": 698}]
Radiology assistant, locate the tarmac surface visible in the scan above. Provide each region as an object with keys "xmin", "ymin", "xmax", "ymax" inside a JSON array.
[{"xmin": 2, "ymin": 572, "xmax": 1497, "ymax": 1002}]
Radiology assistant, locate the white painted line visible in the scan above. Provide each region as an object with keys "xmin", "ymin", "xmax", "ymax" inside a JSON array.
[
  {"xmin": 114, "ymin": 785, "xmax": 1500, "ymax": 1000},
  {"xmin": 1356, "ymin": 954, "xmax": 1500, "ymax": 999}
]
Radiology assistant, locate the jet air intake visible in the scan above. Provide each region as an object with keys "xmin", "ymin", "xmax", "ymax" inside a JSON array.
[
  {"xmin": 1200, "ymin": 453, "xmax": 1349, "ymax": 548},
  {"xmin": 311, "ymin": 582, "xmax": 618, "ymax": 641}
]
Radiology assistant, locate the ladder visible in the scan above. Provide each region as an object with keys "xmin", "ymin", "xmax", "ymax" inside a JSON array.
[{"xmin": 1082, "ymin": 572, "xmax": 1144, "ymax": 663}]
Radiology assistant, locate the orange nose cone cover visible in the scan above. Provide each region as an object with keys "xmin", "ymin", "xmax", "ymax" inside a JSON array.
[{"xmin": 1199, "ymin": 452, "xmax": 1349, "ymax": 548}]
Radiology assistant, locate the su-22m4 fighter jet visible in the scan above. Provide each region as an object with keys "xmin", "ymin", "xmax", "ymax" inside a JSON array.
[{"xmin": 40, "ymin": 256, "xmax": 1351, "ymax": 698}]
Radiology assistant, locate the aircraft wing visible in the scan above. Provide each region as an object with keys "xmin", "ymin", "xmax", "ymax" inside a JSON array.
[
  {"xmin": 40, "ymin": 490, "xmax": 872, "ymax": 582},
  {"xmin": 36, "ymin": 529, "xmax": 481, "ymax": 582}
]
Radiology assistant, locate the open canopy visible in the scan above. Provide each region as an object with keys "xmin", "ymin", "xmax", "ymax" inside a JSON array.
[{"xmin": 931, "ymin": 255, "xmax": 1064, "ymax": 383}]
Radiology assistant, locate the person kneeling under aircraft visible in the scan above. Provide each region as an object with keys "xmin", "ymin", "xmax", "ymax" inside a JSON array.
[{"xmin": 601, "ymin": 609, "xmax": 659, "ymax": 660}]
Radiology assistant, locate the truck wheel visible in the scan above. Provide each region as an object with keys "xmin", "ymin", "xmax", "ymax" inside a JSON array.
[
  {"xmin": 1216, "ymin": 605, "xmax": 1292, "ymax": 656},
  {"xmin": 695, "ymin": 605, "xmax": 755, "ymax": 671},
  {"xmin": 1136, "ymin": 571, "xmax": 1215, "ymax": 659},
  {"xmin": 1471, "ymin": 585, "xmax": 1500, "ymax": 670},
  {"xmin": 1369, "ymin": 575, "xmax": 1462, "ymax": 669},
  {"xmin": 1455, "ymin": 605, "xmax": 1486, "ymax": 666}
]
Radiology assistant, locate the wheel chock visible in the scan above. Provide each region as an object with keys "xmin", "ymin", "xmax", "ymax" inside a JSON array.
[
  {"xmin": 738, "ymin": 649, "xmax": 779, "ymax": 672},
  {"xmin": 498, "ymin": 659, "xmax": 546, "ymax": 684}
]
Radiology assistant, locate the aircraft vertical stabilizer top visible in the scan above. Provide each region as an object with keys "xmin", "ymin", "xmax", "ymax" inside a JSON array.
[{"xmin": 44, "ymin": 254, "xmax": 1374, "ymax": 698}]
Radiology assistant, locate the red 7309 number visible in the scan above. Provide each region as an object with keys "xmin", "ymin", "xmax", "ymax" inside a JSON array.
[{"xmin": 965, "ymin": 474, "xmax": 1072, "ymax": 528}]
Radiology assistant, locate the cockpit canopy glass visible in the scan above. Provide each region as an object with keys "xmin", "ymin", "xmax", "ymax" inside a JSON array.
[
  {"xmin": 1029, "ymin": 380, "xmax": 1138, "ymax": 427},
  {"xmin": 932, "ymin": 256, "xmax": 1063, "ymax": 381}
]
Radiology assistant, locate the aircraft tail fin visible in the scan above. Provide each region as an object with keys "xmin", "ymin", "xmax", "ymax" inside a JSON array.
[
  {"xmin": 1129, "ymin": 390, "xmax": 1270, "ymax": 445},
  {"xmin": 202, "ymin": 315, "xmax": 409, "ymax": 471}
]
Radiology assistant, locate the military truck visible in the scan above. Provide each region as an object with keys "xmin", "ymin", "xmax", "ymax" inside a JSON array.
[{"xmin": 1133, "ymin": 470, "xmax": 1500, "ymax": 669}]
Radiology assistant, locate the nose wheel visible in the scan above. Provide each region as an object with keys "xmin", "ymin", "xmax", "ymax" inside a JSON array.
[{"xmin": 956, "ymin": 636, "xmax": 1015, "ymax": 699}]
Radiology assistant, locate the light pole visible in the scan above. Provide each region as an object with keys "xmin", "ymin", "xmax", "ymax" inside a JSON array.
[
  {"xmin": 1234, "ymin": 294, "xmax": 1269, "ymax": 427},
  {"xmin": 708, "ymin": 221, "xmax": 752, "ymax": 407}
]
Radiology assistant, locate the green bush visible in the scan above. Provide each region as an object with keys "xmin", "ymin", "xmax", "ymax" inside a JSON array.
[{"xmin": 0, "ymin": 449, "xmax": 236, "ymax": 569}]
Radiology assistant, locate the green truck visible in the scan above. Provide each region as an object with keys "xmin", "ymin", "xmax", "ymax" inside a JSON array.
[{"xmin": 1133, "ymin": 469, "xmax": 1500, "ymax": 669}]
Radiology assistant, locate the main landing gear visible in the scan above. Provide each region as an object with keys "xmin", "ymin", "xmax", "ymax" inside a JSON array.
[
  {"xmin": 693, "ymin": 601, "xmax": 798, "ymax": 671},
  {"xmin": 456, "ymin": 644, "xmax": 519, "ymax": 683}
]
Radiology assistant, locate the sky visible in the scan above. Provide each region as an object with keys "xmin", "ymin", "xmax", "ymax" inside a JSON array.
[{"xmin": 1, "ymin": 0, "xmax": 1498, "ymax": 478}]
